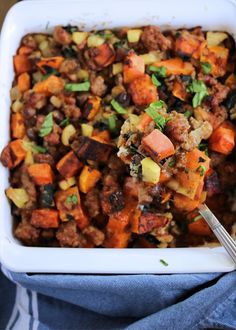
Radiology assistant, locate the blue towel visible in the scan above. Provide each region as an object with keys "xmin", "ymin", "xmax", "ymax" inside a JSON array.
[{"xmin": 0, "ymin": 266, "xmax": 236, "ymax": 330}]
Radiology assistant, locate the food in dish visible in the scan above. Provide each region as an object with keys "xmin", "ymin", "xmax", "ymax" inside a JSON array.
[{"xmin": 1, "ymin": 25, "xmax": 235, "ymax": 248}]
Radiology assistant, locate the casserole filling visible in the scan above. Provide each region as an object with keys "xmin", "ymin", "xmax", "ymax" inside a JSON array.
[{"xmin": 1, "ymin": 25, "xmax": 235, "ymax": 248}]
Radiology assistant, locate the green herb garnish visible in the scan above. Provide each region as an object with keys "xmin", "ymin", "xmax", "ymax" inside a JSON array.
[
  {"xmin": 108, "ymin": 114, "xmax": 117, "ymax": 132},
  {"xmin": 59, "ymin": 117, "xmax": 70, "ymax": 127},
  {"xmin": 187, "ymin": 80, "xmax": 209, "ymax": 108},
  {"xmin": 111, "ymin": 99, "xmax": 128, "ymax": 114},
  {"xmin": 39, "ymin": 113, "xmax": 53, "ymax": 137},
  {"xmin": 66, "ymin": 194, "xmax": 78, "ymax": 205},
  {"xmin": 168, "ymin": 158, "xmax": 176, "ymax": 168},
  {"xmin": 197, "ymin": 164, "xmax": 207, "ymax": 177},
  {"xmin": 183, "ymin": 110, "xmax": 191, "ymax": 118},
  {"xmin": 97, "ymin": 32, "xmax": 113, "ymax": 39},
  {"xmin": 32, "ymin": 145, "xmax": 48, "ymax": 154},
  {"xmin": 65, "ymin": 81, "xmax": 90, "ymax": 92},
  {"xmin": 160, "ymin": 259, "xmax": 168, "ymax": 266},
  {"xmin": 149, "ymin": 66, "xmax": 167, "ymax": 77},
  {"xmin": 198, "ymin": 142, "xmax": 209, "ymax": 156},
  {"xmin": 201, "ymin": 62, "xmax": 212, "ymax": 75},
  {"xmin": 145, "ymin": 101, "xmax": 166, "ymax": 131},
  {"xmin": 151, "ymin": 74, "xmax": 161, "ymax": 87},
  {"xmin": 192, "ymin": 215, "xmax": 202, "ymax": 222}
]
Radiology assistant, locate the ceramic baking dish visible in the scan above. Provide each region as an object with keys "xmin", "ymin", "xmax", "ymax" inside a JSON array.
[{"xmin": 0, "ymin": 0, "xmax": 235, "ymax": 273}]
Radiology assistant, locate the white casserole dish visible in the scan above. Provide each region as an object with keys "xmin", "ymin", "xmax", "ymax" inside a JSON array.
[{"xmin": 0, "ymin": 0, "xmax": 235, "ymax": 274}]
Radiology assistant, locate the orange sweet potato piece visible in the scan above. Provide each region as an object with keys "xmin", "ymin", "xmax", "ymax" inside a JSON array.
[
  {"xmin": 137, "ymin": 113, "xmax": 153, "ymax": 131},
  {"xmin": 28, "ymin": 163, "xmax": 53, "ymax": 185},
  {"xmin": 172, "ymin": 80, "xmax": 187, "ymax": 101},
  {"xmin": 79, "ymin": 165, "xmax": 102, "ymax": 193},
  {"xmin": 104, "ymin": 199, "xmax": 137, "ymax": 248},
  {"xmin": 11, "ymin": 113, "xmax": 26, "ymax": 139},
  {"xmin": 129, "ymin": 74, "xmax": 157, "ymax": 105},
  {"xmin": 31, "ymin": 209, "xmax": 59, "ymax": 228},
  {"xmin": 225, "ymin": 73, "xmax": 236, "ymax": 89},
  {"xmin": 153, "ymin": 58, "xmax": 194, "ymax": 76},
  {"xmin": 18, "ymin": 46, "xmax": 33, "ymax": 55},
  {"xmin": 56, "ymin": 151, "xmax": 83, "ymax": 179},
  {"xmin": 201, "ymin": 46, "xmax": 229, "ymax": 77},
  {"xmin": 33, "ymin": 75, "xmax": 65, "ymax": 95},
  {"xmin": 83, "ymin": 96, "xmax": 101, "ymax": 120},
  {"xmin": 142, "ymin": 129, "xmax": 175, "ymax": 161},
  {"xmin": 94, "ymin": 43, "xmax": 115, "ymax": 68},
  {"xmin": 55, "ymin": 186, "xmax": 89, "ymax": 229},
  {"xmin": 185, "ymin": 148, "xmax": 210, "ymax": 172},
  {"xmin": 188, "ymin": 217, "xmax": 211, "ymax": 236},
  {"xmin": 17, "ymin": 72, "xmax": 31, "ymax": 92},
  {"xmin": 37, "ymin": 56, "xmax": 64, "ymax": 74},
  {"xmin": 14, "ymin": 55, "xmax": 31, "ymax": 75},
  {"xmin": 131, "ymin": 209, "xmax": 169, "ymax": 234},
  {"xmin": 92, "ymin": 129, "xmax": 110, "ymax": 143},
  {"xmin": 173, "ymin": 193, "xmax": 200, "ymax": 212},
  {"xmin": 0, "ymin": 139, "xmax": 26, "ymax": 169},
  {"xmin": 209, "ymin": 121, "xmax": 235, "ymax": 155},
  {"xmin": 123, "ymin": 51, "xmax": 145, "ymax": 83},
  {"xmin": 175, "ymin": 30, "xmax": 206, "ymax": 59}
]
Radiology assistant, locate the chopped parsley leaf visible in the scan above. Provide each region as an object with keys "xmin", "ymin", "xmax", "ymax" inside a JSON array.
[
  {"xmin": 201, "ymin": 62, "xmax": 212, "ymax": 75},
  {"xmin": 192, "ymin": 215, "xmax": 202, "ymax": 222},
  {"xmin": 66, "ymin": 194, "xmax": 78, "ymax": 205},
  {"xmin": 149, "ymin": 65, "xmax": 167, "ymax": 77},
  {"xmin": 32, "ymin": 145, "xmax": 48, "ymax": 154},
  {"xmin": 145, "ymin": 101, "xmax": 166, "ymax": 131},
  {"xmin": 160, "ymin": 259, "xmax": 169, "ymax": 266},
  {"xmin": 187, "ymin": 80, "xmax": 209, "ymax": 108},
  {"xmin": 111, "ymin": 99, "xmax": 128, "ymax": 114},
  {"xmin": 65, "ymin": 81, "xmax": 90, "ymax": 92},
  {"xmin": 39, "ymin": 113, "xmax": 53, "ymax": 137},
  {"xmin": 183, "ymin": 110, "xmax": 191, "ymax": 118},
  {"xmin": 151, "ymin": 74, "xmax": 161, "ymax": 87},
  {"xmin": 59, "ymin": 117, "xmax": 70, "ymax": 127},
  {"xmin": 197, "ymin": 164, "xmax": 207, "ymax": 176}
]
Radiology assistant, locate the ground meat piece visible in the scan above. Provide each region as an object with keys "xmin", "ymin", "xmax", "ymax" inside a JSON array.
[
  {"xmin": 205, "ymin": 171, "xmax": 221, "ymax": 197},
  {"xmin": 90, "ymin": 75, "xmax": 107, "ymax": 97},
  {"xmin": 41, "ymin": 229, "xmax": 55, "ymax": 241},
  {"xmin": 182, "ymin": 121, "xmax": 213, "ymax": 151},
  {"xmin": 33, "ymin": 153, "xmax": 55, "ymax": 166},
  {"xmin": 83, "ymin": 226, "xmax": 105, "ymax": 246},
  {"xmin": 101, "ymin": 173, "xmax": 125, "ymax": 215},
  {"xmin": 141, "ymin": 25, "xmax": 171, "ymax": 51},
  {"xmin": 210, "ymin": 84, "xmax": 230, "ymax": 108},
  {"xmin": 165, "ymin": 111, "xmax": 190, "ymax": 143},
  {"xmin": 36, "ymin": 115, "xmax": 45, "ymax": 131},
  {"xmin": 211, "ymin": 106, "xmax": 228, "ymax": 127},
  {"xmin": 23, "ymin": 107, "xmax": 36, "ymax": 121},
  {"xmin": 53, "ymin": 26, "xmax": 72, "ymax": 45},
  {"xmin": 137, "ymin": 182, "xmax": 153, "ymax": 204},
  {"xmin": 24, "ymin": 91, "xmax": 47, "ymax": 110},
  {"xmin": 107, "ymin": 154, "xmax": 126, "ymax": 175},
  {"xmin": 44, "ymin": 124, "xmax": 62, "ymax": 145},
  {"xmin": 56, "ymin": 220, "xmax": 87, "ymax": 247},
  {"xmin": 84, "ymin": 189, "xmax": 101, "ymax": 218},
  {"xmin": 22, "ymin": 34, "xmax": 37, "ymax": 49},
  {"xmin": 62, "ymin": 104, "xmax": 81, "ymax": 122},
  {"xmin": 15, "ymin": 210, "xmax": 40, "ymax": 245},
  {"xmin": 59, "ymin": 58, "xmax": 79, "ymax": 74}
]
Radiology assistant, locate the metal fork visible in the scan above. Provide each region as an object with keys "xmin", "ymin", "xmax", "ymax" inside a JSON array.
[{"xmin": 198, "ymin": 204, "xmax": 236, "ymax": 264}]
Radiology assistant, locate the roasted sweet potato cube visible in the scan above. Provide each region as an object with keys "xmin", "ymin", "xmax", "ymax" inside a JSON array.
[
  {"xmin": 79, "ymin": 166, "xmax": 102, "ymax": 193},
  {"xmin": 201, "ymin": 46, "xmax": 229, "ymax": 77},
  {"xmin": 56, "ymin": 151, "xmax": 83, "ymax": 179},
  {"xmin": 83, "ymin": 96, "xmax": 101, "ymax": 120},
  {"xmin": 55, "ymin": 186, "xmax": 89, "ymax": 229},
  {"xmin": 0, "ymin": 139, "xmax": 26, "ymax": 169},
  {"xmin": 131, "ymin": 210, "xmax": 169, "ymax": 234},
  {"xmin": 11, "ymin": 113, "xmax": 26, "ymax": 139},
  {"xmin": 103, "ymin": 199, "xmax": 136, "ymax": 248},
  {"xmin": 28, "ymin": 163, "xmax": 53, "ymax": 185},
  {"xmin": 94, "ymin": 43, "xmax": 115, "ymax": 68},
  {"xmin": 173, "ymin": 193, "xmax": 200, "ymax": 212},
  {"xmin": 14, "ymin": 55, "xmax": 32, "ymax": 75},
  {"xmin": 128, "ymin": 74, "xmax": 157, "ymax": 105},
  {"xmin": 188, "ymin": 217, "xmax": 211, "ymax": 236},
  {"xmin": 31, "ymin": 209, "xmax": 59, "ymax": 228},
  {"xmin": 72, "ymin": 136, "xmax": 113, "ymax": 163},
  {"xmin": 123, "ymin": 50, "xmax": 145, "ymax": 83},
  {"xmin": 175, "ymin": 30, "xmax": 206, "ymax": 59}
]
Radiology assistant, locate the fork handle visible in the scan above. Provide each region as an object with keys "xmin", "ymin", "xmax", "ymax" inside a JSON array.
[{"xmin": 198, "ymin": 204, "xmax": 236, "ymax": 264}]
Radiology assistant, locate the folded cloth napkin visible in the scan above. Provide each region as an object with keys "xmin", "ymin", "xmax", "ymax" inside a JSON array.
[{"xmin": 0, "ymin": 266, "xmax": 236, "ymax": 330}]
